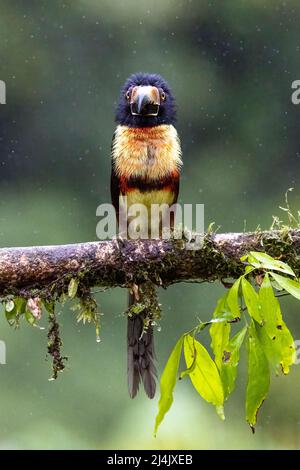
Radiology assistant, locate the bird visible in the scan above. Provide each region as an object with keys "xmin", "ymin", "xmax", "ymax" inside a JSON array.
[{"xmin": 110, "ymin": 72, "xmax": 182, "ymax": 398}]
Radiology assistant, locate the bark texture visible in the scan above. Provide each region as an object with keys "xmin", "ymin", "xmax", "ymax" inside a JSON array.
[{"xmin": 0, "ymin": 229, "xmax": 299, "ymax": 296}]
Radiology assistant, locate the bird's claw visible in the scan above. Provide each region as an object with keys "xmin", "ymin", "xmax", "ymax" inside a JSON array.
[{"xmin": 112, "ymin": 232, "xmax": 127, "ymax": 249}]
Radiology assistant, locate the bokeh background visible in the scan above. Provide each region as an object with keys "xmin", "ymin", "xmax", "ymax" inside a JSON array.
[{"xmin": 1, "ymin": 0, "xmax": 300, "ymax": 450}]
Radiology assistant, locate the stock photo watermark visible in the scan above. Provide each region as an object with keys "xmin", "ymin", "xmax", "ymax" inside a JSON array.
[
  {"xmin": 96, "ymin": 198, "xmax": 205, "ymax": 250},
  {"xmin": 291, "ymin": 80, "xmax": 300, "ymax": 105},
  {"xmin": 293, "ymin": 340, "xmax": 300, "ymax": 365},
  {"xmin": 0, "ymin": 80, "xmax": 6, "ymax": 104},
  {"xmin": 0, "ymin": 340, "xmax": 6, "ymax": 365}
]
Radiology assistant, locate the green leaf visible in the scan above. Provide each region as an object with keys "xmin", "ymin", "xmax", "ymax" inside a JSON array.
[
  {"xmin": 246, "ymin": 322, "xmax": 270, "ymax": 430},
  {"xmin": 248, "ymin": 251, "xmax": 295, "ymax": 276},
  {"xmin": 42, "ymin": 300, "xmax": 55, "ymax": 315},
  {"xmin": 259, "ymin": 274, "xmax": 282, "ymax": 330},
  {"xmin": 154, "ymin": 336, "xmax": 184, "ymax": 436},
  {"xmin": 179, "ymin": 352, "xmax": 197, "ymax": 380},
  {"xmin": 210, "ymin": 295, "xmax": 231, "ymax": 371},
  {"xmin": 245, "ymin": 265, "xmax": 255, "ymax": 275},
  {"xmin": 184, "ymin": 335, "xmax": 224, "ymax": 417},
  {"xmin": 5, "ymin": 309, "xmax": 16, "ymax": 322},
  {"xmin": 257, "ymin": 274, "xmax": 295, "ymax": 374},
  {"xmin": 270, "ymin": 272, "xmax": 300, "ymax": 300},
  {"xmin": 241, "ymin": 277, "xmax": 262, "ymax": 323},
  {"xmin": 275, "ymin": 324, "xmax": 295, "ymax": 374},
  {"xmin": 221, "ymin": 327, "xmax": 247, "ymax": 399},
  {"xmin": 255, "ymin": 322, "xmax": 295, "ymax": 375},
  {"xmin": 5, "ymin": 297, "xmax": 26, "ymax": 323},
  {"xmin": 226, "ymin": 278, "xmax": 241, "ymax": 318},
  {"xmin": 14, "ymin": 297, "xmax": 26, "ymax": 315},
  {"xmin": 241, "ymin": 254, "xmax": 262, "ymax": 269},
  {"xmin": 68, "ymin": 278, "xmax": 79, "ymax": 299},
  {"xmin": 25, "ymin": 309, "xmax": 36, "ymax": 326},
  {"xmin": 209, "ymin": 290, "xmax": 236, "ymax": 321}
]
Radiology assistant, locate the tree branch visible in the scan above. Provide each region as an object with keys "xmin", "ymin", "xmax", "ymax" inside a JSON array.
[{"xmin": 0, "ymin": 229, "xmax": 300, "ymax": 297}]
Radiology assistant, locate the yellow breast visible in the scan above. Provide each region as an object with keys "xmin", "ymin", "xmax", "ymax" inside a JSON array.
[
  {"xmin": 119, "ymin": 189, "xmax": 176, "ymax": 238},
  {"xmin": 124, "ymin": 188, "xmax": 175, "ymax": 209},
  {"xmin": 112, "ymin": 124, "xmax": 182, "ymax": 180}
]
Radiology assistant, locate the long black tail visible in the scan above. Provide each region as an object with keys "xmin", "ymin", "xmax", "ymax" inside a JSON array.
[{"xmin": 127, "ymin": 292, "xmax": 156, "ymax": 398}]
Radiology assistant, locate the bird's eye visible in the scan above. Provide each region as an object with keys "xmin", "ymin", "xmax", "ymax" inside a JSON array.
[
  {"xmin": 125, "ymin": 90, "xmax": 131, "ymax": 101},
  {"xmin": 161, "ymin": 90, "xmax": 166, "ymax": 101}
]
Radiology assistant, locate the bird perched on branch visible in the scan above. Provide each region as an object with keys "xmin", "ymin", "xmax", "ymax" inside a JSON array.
[{"xmin": 111, "ymin": 73, "xmax": 182, "ymax": 398}]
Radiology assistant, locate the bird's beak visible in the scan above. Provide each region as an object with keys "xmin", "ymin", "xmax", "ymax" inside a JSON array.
[{"xmin": 130, "ymin": 86, "xmax": 160, "ymax": 116}]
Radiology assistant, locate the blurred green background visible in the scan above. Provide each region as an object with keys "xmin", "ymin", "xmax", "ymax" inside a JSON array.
[{"xmin": 1, "ymin": 0, "xmax": 300, "ymax": 450}]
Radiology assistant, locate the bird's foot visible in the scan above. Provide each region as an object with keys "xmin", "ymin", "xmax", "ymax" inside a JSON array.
[{"xmin": 112, "ymin": 231, "xmax": 127, "ymax": 250}]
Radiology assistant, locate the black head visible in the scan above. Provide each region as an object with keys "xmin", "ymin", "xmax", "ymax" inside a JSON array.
[{"xmin": 115, "ymin": 72, "xmax": 176, "ymax": 127}]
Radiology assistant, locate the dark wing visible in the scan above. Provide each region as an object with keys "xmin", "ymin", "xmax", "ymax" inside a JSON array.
[
  {"xmin": 171, "ymin": 173, "xmax": 180, "ymax": 205},
  {"xmin": 110, "ymin": 163, "xmax": 120, "ymax": 219},
  {"xmin": 168, "ymin": 172, "xmax": 180, "ymax": 230}
]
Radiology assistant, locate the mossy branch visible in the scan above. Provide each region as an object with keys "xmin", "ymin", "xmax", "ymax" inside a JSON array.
[{"xmin": 0, "ymin": 229, "xmax": 299, "ymax": 297}]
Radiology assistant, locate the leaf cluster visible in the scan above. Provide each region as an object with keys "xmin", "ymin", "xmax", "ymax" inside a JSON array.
[{"xmin": 154, "ymin": 251, "xmax": 298, "ymax": 435}]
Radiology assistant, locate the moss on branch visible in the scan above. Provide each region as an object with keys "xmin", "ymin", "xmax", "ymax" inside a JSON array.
[{"xmin": 0, "ymin": 229, "xmax": 300, "ymax": 300}]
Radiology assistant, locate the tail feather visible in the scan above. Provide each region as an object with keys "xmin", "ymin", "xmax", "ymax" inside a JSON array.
[{"xmin": 127, "ymin": 292, "xmax": 156, "ymax": 398}]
